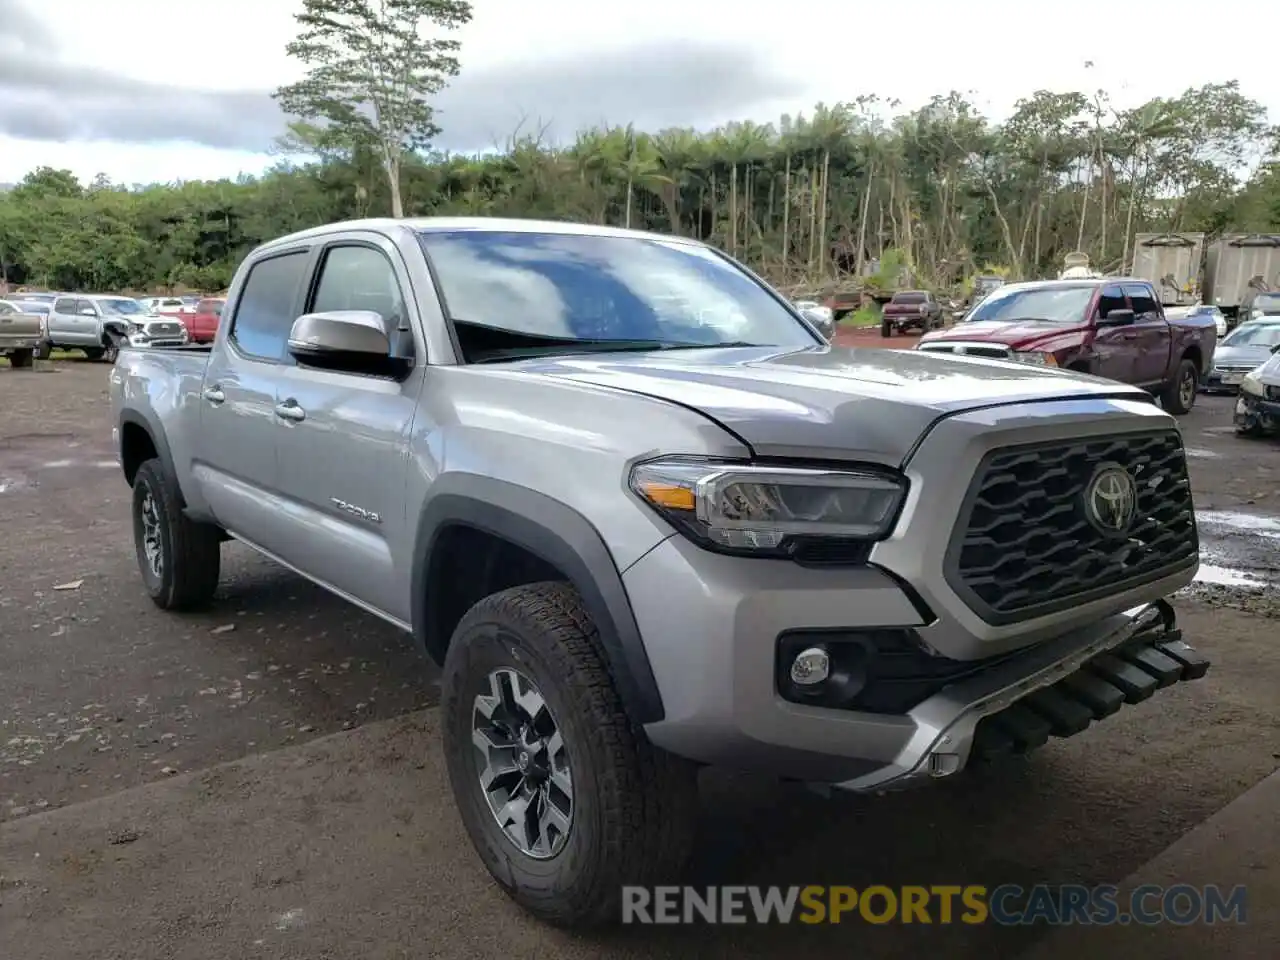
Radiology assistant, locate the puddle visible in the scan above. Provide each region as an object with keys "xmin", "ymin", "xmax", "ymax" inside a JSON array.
[
  {"xmin": 1193, "ymin": 564, "xmax": 1269, "ymax": 588},
  {"xmin": 1197, "ymin": 510, "xmax": 1280, "ymax": 539}
]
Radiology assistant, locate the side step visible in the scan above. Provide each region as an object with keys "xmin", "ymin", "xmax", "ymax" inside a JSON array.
[{"xmin": 971, "ymin": 625, "xmax": 1210, "ymax": 761}]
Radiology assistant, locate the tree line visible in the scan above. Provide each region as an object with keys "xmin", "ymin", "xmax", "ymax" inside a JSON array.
[{"xmin": 1, "ymin": 0, "xmax": 1277, "ymax": 298}]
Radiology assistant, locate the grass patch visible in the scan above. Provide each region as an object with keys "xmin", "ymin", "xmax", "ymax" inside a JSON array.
[{"xmin": 840, "ymin": 304, "xmax": 882, "ymax": 327}]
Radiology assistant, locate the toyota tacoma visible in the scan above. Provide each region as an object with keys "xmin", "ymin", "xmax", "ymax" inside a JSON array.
[{"xmin": 109, "ymin": 218, "xmax": 1209, "ymax": 927}]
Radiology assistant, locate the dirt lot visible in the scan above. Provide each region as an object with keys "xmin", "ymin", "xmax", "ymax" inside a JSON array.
[{"xmin": 1, "ymin": 359, "xmax": 1278, "ymax": 959}]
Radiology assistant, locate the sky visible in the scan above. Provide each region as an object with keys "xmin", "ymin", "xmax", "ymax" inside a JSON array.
[{"xmin": 1, "ymin": 0, "xmax": 1277, "ymax": 187}]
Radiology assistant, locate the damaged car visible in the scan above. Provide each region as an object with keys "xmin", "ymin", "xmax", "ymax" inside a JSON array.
[{"xmin": 1234, "ymin": 346, "xmax": 1280, "ymax": 437}]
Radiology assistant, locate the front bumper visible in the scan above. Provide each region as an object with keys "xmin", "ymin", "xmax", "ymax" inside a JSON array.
[
  {"xmin": 835, "ymin": 599, "xmax": 1206, "ymax": 791},
  {"xmin": 1235, "ymin": 391, "xmax": 1280, "ymax": 430},
  {"xmin": 627, "ymin": 536, "xmax": 1208, "ymax": 788}
]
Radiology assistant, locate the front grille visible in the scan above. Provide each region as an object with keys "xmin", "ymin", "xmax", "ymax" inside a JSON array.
[
  {"xmin": 148, "ymin": 322, "xmax": 182, "ymax": 336},
  {"xmin": 918, "ymin": 343, "xmax": 1011, "ymax": 359},
  {"xmin": 945, "ymin": 431, "xmax": 1197, "ymax": 625}
]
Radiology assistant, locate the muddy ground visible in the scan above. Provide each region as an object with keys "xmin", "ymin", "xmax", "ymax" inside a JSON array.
[{"xmin": 1, "ymin": 358, "xmax": 1278, "ymax": 959}]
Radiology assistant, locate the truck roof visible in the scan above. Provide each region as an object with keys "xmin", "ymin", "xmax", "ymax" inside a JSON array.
[
  {"xmin": 256, "ymin": 217, "xmax": 707, "ymax": 254},
  {"xmin": 995, "ymin": 276, "xmax": 1152, "ymax": 292}
]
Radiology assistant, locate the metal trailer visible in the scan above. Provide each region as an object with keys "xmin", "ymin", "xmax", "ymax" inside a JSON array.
[
  {"xmin": 1130, "ymin": 233, "xmax": 1205, "ymax": 306},
  {"xmin": 1203, "ymin": 234, "xmax": 1280, "ymax": 318}
]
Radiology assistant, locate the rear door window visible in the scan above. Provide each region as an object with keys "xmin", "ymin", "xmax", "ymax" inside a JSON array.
[
  {"xmin": 1122, "ymin": 283, "xmax": 1160, "ymax": 320},
  {"xmin": 229, "ymin": 251, "xmax": 310, "ymax": 361},
  {"xmin": 52, "ymin": 297, "xmax": 76, "ymax": 314}
]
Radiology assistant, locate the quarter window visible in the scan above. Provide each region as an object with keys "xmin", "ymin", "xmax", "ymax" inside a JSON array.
[
  {"xmin": 229, "ymin": 251, "xmax": 309, "ymax": 361},
  {"xmin": 1097, "ymin": 285, "xmax": 1126, "ymax": 318},
  {"xmin": 310, "ymin": 245, "xmax": 406, "ymax": 328}
]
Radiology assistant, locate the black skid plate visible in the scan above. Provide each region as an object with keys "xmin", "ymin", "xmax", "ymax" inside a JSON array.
[{"xmin": 970, "ymin": 605, "xmax": 1209, "ymax": 761}]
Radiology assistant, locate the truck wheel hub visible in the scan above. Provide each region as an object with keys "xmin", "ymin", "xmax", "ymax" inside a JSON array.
[{"xmin": 471, "ymin": 666, "xmax": 573, "ymax": 859}]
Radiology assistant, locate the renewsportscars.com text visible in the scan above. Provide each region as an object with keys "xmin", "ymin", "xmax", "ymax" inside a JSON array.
[{"xmin": 621, "ymin": 884, "xmax": 1248, "ymax": 926}]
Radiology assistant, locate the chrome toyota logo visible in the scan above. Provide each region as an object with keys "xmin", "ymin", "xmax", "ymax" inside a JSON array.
[{"xmin": 1085, "ymin": 464, "xmax": 1137, "ymax": 533}]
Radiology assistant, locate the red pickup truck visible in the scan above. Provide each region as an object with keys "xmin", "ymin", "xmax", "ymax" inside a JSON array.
[
  {"xmin": 182, "ymin": 297, "xmax": 225, "ymax": 343},
  {"xmin": 915, "ymin": 277, "xmax": 1218, "ymax": 414},
  {"xmin": 880, "ymin": 290, "xmax": 944, "ymax": 336}
]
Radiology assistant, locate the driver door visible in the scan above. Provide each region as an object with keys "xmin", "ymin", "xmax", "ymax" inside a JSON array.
[{"xmin": 1090, "ymin": 284, "xmax": 1138, "ymax": 381}]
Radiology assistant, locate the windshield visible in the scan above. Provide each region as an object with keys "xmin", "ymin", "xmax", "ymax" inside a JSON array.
[
  {"xmin": 891, "ymin": 292, "xmax": 926, "ymax": 304},
  {"xmin": 98, "ymin": 298, "xmax": 146, "ymax": 316},
  {"xmin": 417, "ymin": 230, "xmax": 819, "ymax": 360},
  {"xmin": 1222, "ymin": 322, "xmax": 1280, "ymax": 347},
  {"xmin": 964, "ymin": 285, "xmax": 1095, "ymax": 323}
]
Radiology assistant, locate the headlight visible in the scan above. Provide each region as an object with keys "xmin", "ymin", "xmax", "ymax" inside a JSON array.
[
  {"xmin": 629, "ymin": 457, "xmax": 906, "ymax": 557},
  {"xmin": 1241, "ymin": 366, "xmax": 1265, "ymax": 395},
  {"xmin": 1013, "ymin": 351, "xmax": 1057, "ymax": 366}
]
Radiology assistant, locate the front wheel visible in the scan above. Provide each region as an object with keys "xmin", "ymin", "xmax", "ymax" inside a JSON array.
[
  {"xmin": 442, "ymin": 582, "xmax": 698, "ymax": 927},
  {"xmin": 34, "ymin": 341, "xmax": 52, "ymax": 360},
  {"xmin": 131, "ymin": 459, "xmax": 222, "ymax": 610},
  {"xmin": 101, "ymin": 335, "xmax": 124, "ymax": 364},
  {"xmin": 1161, "ymin": 359, "xmax": 1199, "ymax": 415}
]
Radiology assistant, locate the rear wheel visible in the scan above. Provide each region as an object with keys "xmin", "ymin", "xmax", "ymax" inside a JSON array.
[
  {"xmin": 82, "ymin": 347, "xmax": 104, "ymax": 361},
  {"xmin": 880, "ymin": 318, "xmax": 893, "ymax": 337},
  {"xmin": 8, "ymin": 349, "xmax": 34, "ymax": 369},
  {"xmin": 1161, "ymin": 358, "xmax": 1199, "ymax": 415},
  {"xmin": 131, "ymin": 459, "xmax": 222, "ymax": 610},
  {"xmin": 34, "ymin": 341, "xmax": 52, "ymax": 360}
]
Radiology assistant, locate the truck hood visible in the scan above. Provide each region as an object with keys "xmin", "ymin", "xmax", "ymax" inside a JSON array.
[
  {"xmin": 513, "ymin": 345, "xmax": 1147, "ymax": 464},
  {"xmin": 920, "ymin": 319, "xmax": 1084, "ymax": 346},
  {"xmin": 1213, "ymin": 344, "xmax": 1274, "ymax": 368}
]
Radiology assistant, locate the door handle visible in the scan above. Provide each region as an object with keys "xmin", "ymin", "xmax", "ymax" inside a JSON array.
[
  {"xmin": 202, "ymin": 386, "xmax": 225, "ymax": 404},
  {"xmin": 275, "ymin": 400, "xmax": 306, "ymax": 422}
]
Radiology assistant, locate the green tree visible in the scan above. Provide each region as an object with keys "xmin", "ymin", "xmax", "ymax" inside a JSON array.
[{"xmin": 273, "ymin": 0, "xmax": 473, "ymax": 218}]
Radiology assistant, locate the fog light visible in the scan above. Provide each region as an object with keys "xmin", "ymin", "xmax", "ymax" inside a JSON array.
[{"xmin": 790, "ymin": 646, "xmax": 830, "ymax": 685}]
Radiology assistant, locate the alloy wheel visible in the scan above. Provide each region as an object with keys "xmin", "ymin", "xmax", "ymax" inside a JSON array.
[{"xmin": 471, "ymin": 667, "xmax": 573, "ymax": 859}]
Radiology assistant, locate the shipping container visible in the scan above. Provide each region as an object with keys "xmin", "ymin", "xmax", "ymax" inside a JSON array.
[
  {"xmin": 1204, "ymin": 234, "xmax": 1280, "ymax": 314},
  {"xmin": 1130, "ymin": 233, "xmax": 1205, "ymax": 306}
]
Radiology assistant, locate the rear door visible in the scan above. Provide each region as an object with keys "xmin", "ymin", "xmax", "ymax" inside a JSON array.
[
  {"xmin": 48, "ymin": 296, "xmax": 81, "ymax": 345},
  {"xmin": 1091, "ymin": 284, "xmax": 1138, "ymax": 381},
  {"xmin": 1123, "ymin": 282, "xmax": 1171, "ymax": 385},
  {"xmin": 193, "ymin": 247, "xmax": 314, "ymax": 558},
  {"xmin": 269, "ymin": 234, "xmax": 425, "ymax": 623}
]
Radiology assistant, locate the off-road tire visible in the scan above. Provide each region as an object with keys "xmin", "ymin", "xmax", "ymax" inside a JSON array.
[
  {"xmin": 1160, "ymin": 358, "xmax": 1199, "ymax": 415},
  {"xmin": 880, "ymin": 318, "xmax": 893, "ymax": 337},
  {"xmin": 101, "ymin": 336, "xmax": 122, "ymax": 364},
  {"xmin": 442, "ymin": 581, "xmax": 698, "ymax": 928},
  {"xmin": 8, "ymin": 349, "xmax": 34, "ymax": 369},
  {"xmin": 131, "ymin": 458, "xmax": 222, "ymax": 610}
]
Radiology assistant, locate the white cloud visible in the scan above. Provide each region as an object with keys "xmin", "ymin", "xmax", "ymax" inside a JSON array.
[{"xmin": 1, "ymin": 0, "xmax": 1276, "ymax": 185}]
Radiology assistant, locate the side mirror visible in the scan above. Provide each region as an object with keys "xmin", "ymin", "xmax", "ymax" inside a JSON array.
[
  {"xmin": 1097, "ymin": 308, "xmax": 1135, "ymax": 327},
  {"xmin": 1270, "ymin": 343, "xmax": 1280, "ymax": 355},
  {"xmin": 78, "ymin": 307, "xmax": 97, "ymax": 317},
  {"xmin": 287, "ymin": 310, "xmax": 404, "ymax": 375},
  {"xmin": 799, "ymin": 307, "xmax": 835, "ymax": 341}
]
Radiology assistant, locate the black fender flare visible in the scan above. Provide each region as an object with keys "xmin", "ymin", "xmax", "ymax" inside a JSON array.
[
  {"xmin": 411, "ymin": 476, "xmax": 665, "ymax": 725},
  {"xmin": 118, "ymin": 408, "xmax": 177, "ymax": 487}
]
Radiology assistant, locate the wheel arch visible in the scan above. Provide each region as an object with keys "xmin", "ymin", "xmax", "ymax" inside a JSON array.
[
  {"xmin": 118, "ymin": 409, "xmax": 176, "ymax": 489},
  {"xmin": 412, "ymin": 477, "xmax": 665, "ymax": 726}
]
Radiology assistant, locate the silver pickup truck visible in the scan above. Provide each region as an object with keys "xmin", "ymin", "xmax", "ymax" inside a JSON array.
[{"xmin": 109, "ymin": 218, "xmax": 1209, "ymax": 927}]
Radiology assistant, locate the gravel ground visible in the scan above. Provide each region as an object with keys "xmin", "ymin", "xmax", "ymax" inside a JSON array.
[{"xmin": 1, "ymin": 359, "xmax": 1278, "ymax": 959}]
